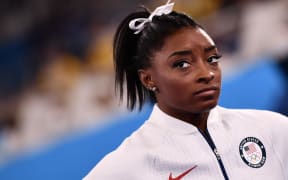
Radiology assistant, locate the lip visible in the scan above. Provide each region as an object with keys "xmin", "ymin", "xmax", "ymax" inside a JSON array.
[{"xmin": 194, "ymin": 86, "xmax": 219, "ymax": 96}]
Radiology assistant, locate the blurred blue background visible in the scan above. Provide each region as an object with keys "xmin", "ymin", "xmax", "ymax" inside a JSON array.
[{"xmin": 0, "ymin": 0, "xmax": 287, "ymax": 179}]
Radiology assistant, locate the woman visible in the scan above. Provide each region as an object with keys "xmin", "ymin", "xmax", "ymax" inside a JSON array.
[{"xmin": 84, "ymin": 1, "xmax": 288, "ymax": 179}]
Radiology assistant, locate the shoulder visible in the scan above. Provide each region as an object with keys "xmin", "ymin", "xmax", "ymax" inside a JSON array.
[
  {"xmin": 83, "ymin": 144, "xmax": 143, "ymax": 179},
  {"xmin": 217, "ymin": 106, "xmax": 288, "ymax": 131},
  {"xmin": 218, "ymin": 106, "xmax": 287, "ymax": 122},
  {"xmin": 83, "ymin": 120, "xmax": 163, "ymax": 179}
]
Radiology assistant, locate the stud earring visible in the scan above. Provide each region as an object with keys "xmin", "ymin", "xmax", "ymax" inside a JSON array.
[
  {"xmin": 151, "ymin": 87, "xmax": 157, "ymax": 92},
  {"xmin": 146, "ymin": 86, "xmax": 158, "ymax": 92}
]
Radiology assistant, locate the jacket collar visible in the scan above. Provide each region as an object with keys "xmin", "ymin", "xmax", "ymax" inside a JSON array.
[{"xmin": 147, "ymin": 104, "xmax": 221, "ymax": 134}]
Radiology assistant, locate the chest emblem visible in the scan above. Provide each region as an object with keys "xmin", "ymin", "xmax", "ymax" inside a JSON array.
[
  {"xmin": 239, "ymin": 137, "xmax": 266, "ymax": 168},
  {"xmin": 169, "ymin": 165, "xmax": 197, "ymax": 180}
]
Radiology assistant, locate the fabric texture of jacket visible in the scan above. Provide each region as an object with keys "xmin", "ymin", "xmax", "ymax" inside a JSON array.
[{"xmin": 84, "ymin": 105, "xmax": 288, "ymax": 180}]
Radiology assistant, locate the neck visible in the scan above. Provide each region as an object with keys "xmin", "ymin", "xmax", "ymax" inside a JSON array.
[
  {"xmin": 157, "ymin": 105, "xmax": 210, "ymax": 132},
  {"xmin": 180, "ymin": 112, "xmax": 209, "ymax": 132}
]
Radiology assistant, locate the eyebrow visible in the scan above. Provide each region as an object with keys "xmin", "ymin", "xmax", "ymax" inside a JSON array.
[
  {"xmin": 168, "ymin": 46, "xmax": 218, "ymax": 59},
  {"xmin": 204, "ymin": 45, "xmax": 217, "ymax": 53},
  {"xmin": 168, "ymin": 50, "xmax": 193, "ymax": 59}
]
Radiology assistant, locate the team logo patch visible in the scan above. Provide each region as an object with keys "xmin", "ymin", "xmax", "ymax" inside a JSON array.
[{"xmin": 239, "ymin": 137, "xmax": 266, "ymax": 168}]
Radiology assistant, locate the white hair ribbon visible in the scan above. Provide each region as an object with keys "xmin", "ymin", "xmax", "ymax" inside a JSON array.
[{"xmin": 129, "ymin": 0, "xmax": 174, "ymax": 34}]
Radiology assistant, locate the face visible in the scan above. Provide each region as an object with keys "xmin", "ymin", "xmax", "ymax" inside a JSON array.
[{"xmin": 139, "ymin": 27, "xmax": 222, "ymax": 119}]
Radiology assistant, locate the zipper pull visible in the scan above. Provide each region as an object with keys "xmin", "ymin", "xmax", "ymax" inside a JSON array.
[{"xmin": 214, "ymin": 148, "xmax": 221, "ymax": 160}]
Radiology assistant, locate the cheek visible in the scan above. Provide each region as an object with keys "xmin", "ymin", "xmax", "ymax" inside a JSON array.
[
  {"xmin": 215, "ymin": 68, "xmax": 222, "ymax": 83},
  {"xmin": 157, "ymin": 74, "xmax": 192, "ymax": 99}
]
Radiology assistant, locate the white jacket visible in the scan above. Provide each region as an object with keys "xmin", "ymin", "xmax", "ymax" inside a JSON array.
[{"xmin": 84, "ymin": 105, "xmax": 288, "ymax": 180}]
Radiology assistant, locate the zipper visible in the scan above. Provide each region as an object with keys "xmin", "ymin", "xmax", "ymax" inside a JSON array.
[{"xmin": 199, "ymin": 129, "xmax": 229, "ymax": 180}]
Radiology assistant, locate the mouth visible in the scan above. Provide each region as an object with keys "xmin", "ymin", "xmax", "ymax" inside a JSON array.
[{"xmin": 194, "ymin": 86, "xmax": 219, "ymax": 96}]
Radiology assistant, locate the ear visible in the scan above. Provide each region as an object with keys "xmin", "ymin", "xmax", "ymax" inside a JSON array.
[{"xmin": 138, "ymin": 69, "xmax": 155, "ymax": 89}]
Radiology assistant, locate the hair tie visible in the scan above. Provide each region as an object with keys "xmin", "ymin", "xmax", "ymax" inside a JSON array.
[{"xmin": 129, "ymin": 0, "xmax": 174, "ymax": 34}]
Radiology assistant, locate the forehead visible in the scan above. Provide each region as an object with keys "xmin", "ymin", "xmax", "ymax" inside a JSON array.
[{"xmin": 156, "ymin": 27, "xmax": 215, "ymax": 56}]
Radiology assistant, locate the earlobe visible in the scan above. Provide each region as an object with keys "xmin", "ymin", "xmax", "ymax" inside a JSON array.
[
  {"xmin": 138, "ymin": 69, "xmax": 153, "ymax": 88},
  {"xmin": 138, "ymin": 69, "xmax": 159, "ymax": 92}
]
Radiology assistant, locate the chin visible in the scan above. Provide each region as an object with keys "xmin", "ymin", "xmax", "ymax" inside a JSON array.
[
  {"xmin": 202, "ymin": 103, "xmax": 217, "ymax": 112},
  {"xmin": 195, "ymin": 99, "xmax": 218, "ymax": 113}
]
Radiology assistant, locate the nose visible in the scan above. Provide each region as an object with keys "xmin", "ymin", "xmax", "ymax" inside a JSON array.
[{"xmin": 197, "ymin": 64, "xmax": 215, "ymax": 83}]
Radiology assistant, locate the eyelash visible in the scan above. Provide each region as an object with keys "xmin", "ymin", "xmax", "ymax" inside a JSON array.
[
  {"xmin": 207, "ymin": 54, "xmax": 222, "ymax": 63},
  {"xmin": 173, "ymin": 54, "xmax": 222, "ymax": 69},
  {"xmin": 173, "ymin": 60, "xmax": 191, "ymax": 69}
]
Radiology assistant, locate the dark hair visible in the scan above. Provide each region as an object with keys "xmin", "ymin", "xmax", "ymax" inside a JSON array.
[{"xmin": 114, "ymin": 8, "xmax": 201, "ymax": 111}]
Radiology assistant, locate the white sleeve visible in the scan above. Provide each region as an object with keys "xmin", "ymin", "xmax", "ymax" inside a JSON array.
[
  {"xmin": 82, "ymin": 153, "xmax": 128, "ymax": 180},
  {"xmin": 82, "ymin": 146, "xmax": 145, "ymax": 180}
]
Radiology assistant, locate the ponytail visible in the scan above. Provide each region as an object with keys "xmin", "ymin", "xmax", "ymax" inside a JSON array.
[{"xmin": 113, "ymin": 10, "xmax": 151, "ymax": 111}]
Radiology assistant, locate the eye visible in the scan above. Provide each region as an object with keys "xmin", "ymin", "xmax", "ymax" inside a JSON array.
[
  {"xmin": 173, "ymin": 60, "xmax": 191, "ymax": 69},
  {"xmin": 207, "ymin": 54, "xmax": 222, "ymax": 63}
]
